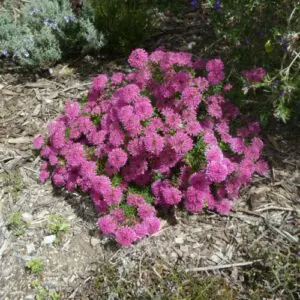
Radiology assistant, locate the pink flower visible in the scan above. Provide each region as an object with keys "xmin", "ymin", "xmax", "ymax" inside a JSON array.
[
  {"xmin": 162, "ymin": 108, "xmax": 182, "ymax": 129},
  {"xmin": 134, "ymin": 223, "xmax": 148, "ymax": 238},
  {"xmin": 161, "ymin": 186, "xmax": 182, "ymax": 205},
  {"xmin": 115, "ymin": 227, "xmax": 137, "ymax": 246},
  {"xmin": 135, "ymin": 100, "xmax": 153, "ymax": 119},
  {"xmin": 65, "ymin": 143, "xmax": 85, "ymax": 167},
  {"xmin": 182, "ymin": 87, "xmax": 201, "ymax": 107},
  {"xmin": 184, "ymin": 187, "xmax": 206, "ymax": 213},
  {"xmin": 34, "ymin": 49, "xmax": 267, "ymax": 247},
  {"xmin": 111, "ymin": 72, "xmax": 125, "ymax": 85},
  {"xmin": 242, "ymin": 67, "xmax": 266, "ymax": 83},
  {"xmin": 144, "ymin": 132, "xmax": 165, "ymax": 155},
  {"xmin": 207, "ymin": 71, "xmax": 224, "ymax": 85},
  {"xmin": 92, "ymin": 175, "xmax": 112, "ymax": 194},
  {"xmin": 193, "ymin": 58, "xmax": 206, "ymax": 69},
  {"xmin": 224, "ymin": 84, "xmax": 233, "ymax": 91},
  {"xmin": 255, "ymin": 160, "xmax": 269, "ymax": 175},
  {"xmin": 128, "ymin": 48, "xmax": 149, "ymax": 69},
  {"xmin": 52, "ymin": 173, "xmax": 65, "ymax": 186},
  {"xmin": 138, "ymin": 203, "xmax": 155, "ymax": 220},
  {"xmin": 98, "ymin": 215, "xmax": 117, "ymax": 235},
  {"xmin": 110, "ymin": 208, "xmax": 126, "ymax": 223},
  {"xmin": 169, "ymin": 132, "xmax": 193, "ymax": 154},
  {"xmin": 49, "ymin": 154, "xmax": 58, "ymax": 166},
  {"xmin": 229, "ymin": 137, "xmax": 245, "ymax": 154},
  {"xmin": 92, "ymin": 74, "xmax": 108, "ymax": 93},
  {"xmin": 185, "ymin": 121, "xmax": 202, "ymax": 136},
  {"xmin": 206, "ymin": 58, "xmax": 224, "ymax": 72},
  {"xmin": 194, "ymin": 77, "xmax": 209, "ymax": 92},
  {"xmin": 206, "ymin": 161, "xmax": 228, "ymax": 183},
  {"xmin": 215, "ymin": 199, "xmax": 232, "ymax": 215},
  {"xmin": 40, "ymin": 161, "xmax": 48, "ymax": 171},
  {"xmin": 189, "ymin": 172, "xmax": 210, "ymax": 193},
  {"xmin": 127, "ymin": 194, "xmax": 145, "ymax": 206},
  {"xmin": 33, "ymin": 135, "xmax": 44, "ymax": 150},
  {"xmin": 144, "ymin": 217, "xmax": 160, "ymax": 234},
  {"xmin": 108, "ymin": 148, "xmax": 128, "ymax": 170},
  {"xmin": 65, "ymin": 100, "xmax": 80, "ymax": 121},
  {"xmin": 205, "ymin": 146, "xmax": 223, "ymax": 162},
  {"xmin": 127, "ymin": 138, "xmax": 144, "ymax": 156},
  {"xmin": 39, "ymin": 171, "xmax": 49, "ymax": 183},
  {"xmin": 149, "ymin": 49, "xmax": 165, "ymax": 63},
  {"xmin": 102, "ymin": 187, "xmax": 123, "ymax": 205}
]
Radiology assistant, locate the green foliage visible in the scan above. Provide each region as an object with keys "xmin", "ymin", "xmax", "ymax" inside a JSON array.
[
  {"xmin": 31, "ymin": 279, "xmax": 60, "ymax": 300},
  {"xmin": 205, "ymin": 0, "xmax": 300, "ymax": 125},
  {"xmin": 120, "ymin": 203, "xmax": 137, "ymax": 218},
  {"xmin": 185, "ymin": 135, "xmax": 206, "ymax": 171},
  {"xmin": 48, "ymin": 215, "xmax": 69, "ymax": 235},
  {"xmin": 111, "ymin": 173, "xmax": 122, "ymax": 187},
  {"xmin": 47, "ymin": 215, "xmax": 69, "ymax": 244},
  {"xmin": 0, "ymin": 0, "xmax": 104, "ymax": 69},
  {"xmin": 128, "ymin": 183, "xmax": 155, "ymax": 204},
  {"xmin": 89, "ymin": 0, "xmax": 156, "ymax": 55},
  {"xmin": 26, "ymin": 258, "xmax": 44, "ymax": 275},
  {"xmin": 6, "ymin": 211, "xmax": 28, "ymax": 236}
]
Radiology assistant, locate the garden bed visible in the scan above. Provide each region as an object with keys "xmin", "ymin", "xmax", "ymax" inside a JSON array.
[
  {"xmin": 0, "ymin": 2, "xmax": 299, "ymax": 299},
  {"xmin": 0, "ymin": 61, "xmax": 299, "ymax": 299}
]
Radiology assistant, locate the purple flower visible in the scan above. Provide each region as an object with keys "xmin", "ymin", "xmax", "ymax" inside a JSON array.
[
  {"xmin": 191, "ymin": 0, "xmax": 199, "ymax": 8},
  {"xmin": 214, "ymin": 0, "xmax": 221, "ymax": 11}
]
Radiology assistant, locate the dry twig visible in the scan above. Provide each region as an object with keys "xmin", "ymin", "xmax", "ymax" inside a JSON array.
[{"xmin": 185, "ymin": 260, "xmax": 262, "ymax": 272}]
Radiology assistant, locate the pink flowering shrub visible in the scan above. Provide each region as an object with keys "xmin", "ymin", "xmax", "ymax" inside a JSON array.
[{"xmin": 33, "ymin": 48, "xmax": 268, "ymax": 246}]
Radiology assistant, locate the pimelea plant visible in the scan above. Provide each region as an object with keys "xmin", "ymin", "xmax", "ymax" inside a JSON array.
[{"xmin": 33, "ymin": 49, "xmax": 268, "ymax": 246}]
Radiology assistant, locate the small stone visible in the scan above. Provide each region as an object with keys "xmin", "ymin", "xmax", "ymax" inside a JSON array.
[
  {"xmin": 175, "ymin": 237, "xmax": 184, "ymax": 244},
  {"xmin": 26, "ymin": 243, "xmax": 35, "ymax": 254},
  {"xmin": 25, "ymin": 295, "xmax": 35, "ymax": 300},
  {"xmin": 22, "ymin": 213, "xmax": 33, "ymax": 222},
  {"xmin": 43, "ymin": 235, "xmax": 56, "ymax": 245},
  {"xmin": 90, "ymin": 237, "xmax": 100, "ymax": 247}
]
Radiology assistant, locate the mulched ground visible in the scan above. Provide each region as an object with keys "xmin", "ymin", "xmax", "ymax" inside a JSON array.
[{"xmin": 0, "ymin": 6, "xmax": 299, "ymax": 300}]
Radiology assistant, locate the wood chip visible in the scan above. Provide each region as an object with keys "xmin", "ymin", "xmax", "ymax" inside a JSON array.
[{"xmin": 7, "ymin": 137, "xmax": 31, "ymax": 144}]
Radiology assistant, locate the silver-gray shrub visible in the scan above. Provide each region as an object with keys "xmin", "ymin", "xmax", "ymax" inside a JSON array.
[{"xmin": 0, "ymin": 0, "xmax": 105, "ymax": 69}]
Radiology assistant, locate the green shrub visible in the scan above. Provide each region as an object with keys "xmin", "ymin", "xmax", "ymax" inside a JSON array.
[
  {"xmin": 205, "ymin": 0, "xmax": 300, "ymax": 125},
  {"xmin": 89, "ymin": 0, "xmax": 157, "ymax": 55},
  {"xmin": 0, "ymin": 0, "xmax": 105, "ymax": 69},
  {"xmin": 89, "ymin": 0, "xmax": 184, "ymax": 55}
]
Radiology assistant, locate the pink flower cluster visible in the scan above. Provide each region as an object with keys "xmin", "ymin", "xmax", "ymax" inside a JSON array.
[
  {"xmin": 33, "ymin": 49, "xmax": 268, "ymax": 246},
  {"xmin": 242, "ymin": 67, "xmax": 266, "ymax": 83}
]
